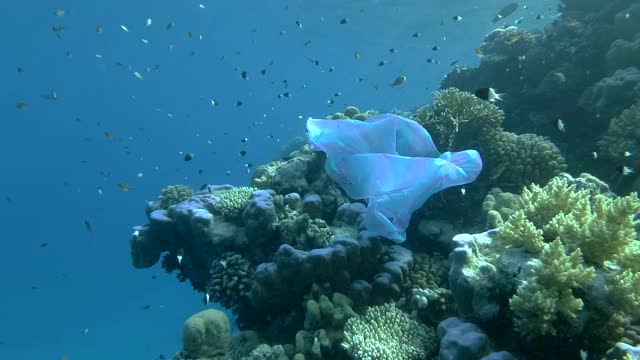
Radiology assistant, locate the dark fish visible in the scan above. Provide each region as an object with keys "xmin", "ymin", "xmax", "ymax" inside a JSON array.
[
  {"xmin": 40, "ymin": 242, "xmax": 49, "ymax": 248},
  {"xmin": 151, "ymin": 275, "xmax": 157, "ymax": 279},
  {"xmin": 432, "ymin": 46, "xmax": 440, "ymax": 51},
  {"xmin": 452, "ymin": 15, "xmax": 462, "ymax": 21},
  {"xmin": 184, "ymin": 153, "xmax": 194, "ymax": 161},
  {"xmin": 84, "ymin": 219, "xmax": 93, "ymax": 233},
  {"xmin": 492, "ymin": 3, "xmax": 519, "ymax": 24},
  {"xmin": 426, "ymin": 58, "xmax": 440, "ymax": 64},
  {"xmin": 235, "ymin": 100, "xmax": 243, "ymax": 107},
  {"xmin": 16, "ymin": 67, "xmax": 24, "ymax": 73},
  {"xmin": 412, "ymin": 32, "xmax": 421, "ymax": 38},
  {"xmin": 339, "ymin": 17, "xmax": 348, "ymax": 24},
  {"xmin": 260, "ymin": 68, "xmax": 267, "ymax": 75},
  {"xmin": 303, "ymin": 40, "xmax": 311, "ymax": 46},
  {"xmin": 241, "ymin": 71, "xmax": 248, "ymax": 80},
  {"xmin": 240, "ymin": 150, "xmax": 247, "ymax": 156},
  {"xmin": 327, "ymin": 99, "xmax": 336, "ymax": 104},
  {"xmin": 143, "ymin": 305, "xmax": 151, "ymax": 310},
  {"xmin": 241, "ymin": 137, "xmax": 248, "ymax": 143},
  {"xmin": 198, "ymin": 169, "xmax": 204, "ymax": 175},
  {"xmin": 5, "ymin": 195, "xmax": 12, "ymax": 203},
  {"xmin": 450, "ymin": 60, "xmax": 460, "ymax": 66},
  {"xmin": 474, "ymin": 87, "xmax": 504, "ymax": 102},
  {"xmin": 16, "ymin": 102, "xmax": 27, "ymax": 110}
]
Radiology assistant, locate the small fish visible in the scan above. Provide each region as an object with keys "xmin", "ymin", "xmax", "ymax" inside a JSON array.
[
  {"xmin": 184, "ymin": 153, "xmax": 194, "ymax": 161},
  {"xmin": 205, "ymin": 293, "xmax": 210, "ymax": 304},
  {"xmin": 166, "ymin": 22, "xmax": 175, "ymax": 30},
  {"xmin": 278, "ymin": 92, "xmax": 291, "ymax": 98},
  {"xmin": 618, "ymin": 166, "xmax": 634, "ymax": 176},
  {"xmin": 426, "ymin": 58, "xmax": 440, "ymax": 64},
  {"xmin": 295, "ymin": 20, "xmax": 302, "ymax": 29},
  {"xmin": 339, "ymin": 17, "xmax": 349, "ymax": 24},
  {"xmin": 16, "ymin": 67, "xmax": 24, "ymax": 74},
  {"xmin": 133, "ymin": 72, "xmax": 143, "ymax": 80},
  {"xmin": 146, "ymin": 18, "xmax": 152, "ymax": 27},
  {"xmin": 412, "ymin": 32, "xmax": 422, "ymax": 38},
  {"xmin": 120, "ymin": 25, "xmax": 129, "ymax": 32},
  {"xmin": 592, "ymin": 152, "xmax": 598, "ymax": 159},
  {"xmin": 327, "ymin": 99, "xmax": 336, "ymax": 104},
  {"xmin": 475, "ymin": 48, "xmax": 484, "ymax": 56},
  {"xmin": 104, "ymin": 131, "xmax": 113, "ymax": 139},
  {"xmin": 536, "ymin": 14, "xmax": 544, "ymax": 20},
  {"xmin": 241, "ymin": 137, "xmax": 248, "ymax": 143},
  {"xmin": 624, "ymin": 151, "xmax": 632, "ymax": 157},
  {"xmin": 16, "ymin": 102, "xmax": 27, "ymax": 110},
  {"xmin": 241, "ymin": 71, "xmax": 248, "ymax": 80},
  {"xmin": 54, "ymin": 10, "xmax": 65, "ymax": 17},
  {"xmin": 52, "ymin": 25, "xmax": 65, "ymax": 34},
  {"xmin": 41, "ymin": 89, "xmax": 57, "ymax": 100},
  {"xmin": 432, "ymin": 45, "xmax": 440, "ymax": 51},
  {"xmin": 450, "ymin": 60, "xmax": 460, "ymax": 66},
  {"xmin": 235, "ymin": 100, "xmax": 243, "ymax": 107},
  {"xmin": 452, "ymin": 15, "xmax": 462, "ymax": 21},
  {"xmin": 96, "ymin": 24, "xmax": 104, "ymax": 33},
  {"xmin": 239, "ymin": 150, "xmax": 247, "ymax": 156},
  {"xmin": 460, "ymin": 188, "xmax": 466, "ymax": 196},
  {"xmin": 84, "ymin": 219, "xmax": 93, "ymax": 233},
  {"xmin": 556, "ymin": 119, "xmax": 565, "ymax": 132},
  {"xmin": 97, "ymin": 186, "xmax": 103, "ymax": 196},
  {"xmin": 40, "ymin": 242, "xmax": 49, "ymax": 248},
  {"xmin": 354, "ymin": 51, "xmax": 360, "ymax": 60},
  {"xmin": 143, "ymin": 305, "xmax": 151, "ymax": 310},
  {"xmin": 118, "ymin": 183, "xmax": 130, "ymax": 192},
  {"xmin": 378, "ymin": 60, "xmax": 390, "ymax": 66},
  {"xmin": 391, "ymin": 75, "xmax": 406, "ymax": 87},
  {"xmin": 260, "ymin": 68, "xmax": 267, "ymax": 75},
  {"xmin": 492, "ymin": 3, "xmax": 518, "ymax": 24},
  {"xmin": 474, "ymin": 87, "xmax": 504, "ymax": 102},
  {"xmin": 388, "ymin": 48, "xmax": 398, "ymax": 54},
  {"xmin": 211, "ymin": 99, "xmax": 219, "ymax": 107}
]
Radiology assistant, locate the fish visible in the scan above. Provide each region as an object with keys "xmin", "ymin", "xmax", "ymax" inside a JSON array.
[
  {"xmin": 41, "ymin": 89, "xmax": 57, "ymax": 100},
  {"xmin": 556, "ymin": 119, "xmax": 566, "ymax": 132},
  {"xmin": 354, "ymin": 51, "xmax": 360, "ymax": 60},
  {"xmin": 295, "ymin": 20, "xmax": 302, "ymax": 29},
  {"xmin": 452, "ymin": 15, "xmax": 463, "ymax": 21},
  {"xmin": 624, "ymin": 151, "xmax": 632, "ymax": 157},
  {"xmin": 104, "ymin": 131, "xmax": 113, "ymax": 139},
  {"xmin": 117, "ymin": 183, "xmax": 130, "ymax": 192},
  {"xmin": 412, "ymin": 32, "xmax": 422, "ymax": 38},
  {"xmin": 241, "ymin": 71, "xmax": 248, "ymax": 80},
  {"xmin": 391, "ymin": 75, "xmax": 406, "ymax": 87},
  {"xmin": 339, "ymin": 17, "xmax": 348, "ymax": 24},
  {"xmin": 133, "ymin": 72, "xmax": 143, "ymax": 80},
  {"xmin": 378, "ymin": 60, "xmax": 390, "ymax": 66},
  {"xmin": 40, "ymin": 242, "xmax": 49, "ymax": 248},
  {"xmin": 146, "ymin": 18, "xmax": 152, "ymax": 27},
  {"xmin": 450, "ymin": 60, "xmax": 460, "ymax": 66},
  {"xmin": 96, "ymin": 24, "xmax": 103, "ymax": 33},
  {"xmin": 54, "ymin": 10, "xmax": 65, "ymax": 17},
  {"xmin": 83, "ymin": 219, "xmax": 93, "ymax": 233},
  {"xmin": 16, "ymin": 67, "xmax": 24, "ymax": 74},
  {"xmin": 492, "ymin": 3, "xmax": 519, "ymax": 24},
  {"xmin": 426, "ymin": 58, "xmax": 440, "ymax": 64},
  {"xmin": 388, "ymin": 48, "xmax": 398, "ymax": 54},
  {"xmin": 240, "ymin": 150, "xmax": 247, "ymax": 156},
  {"xmin": 235, "ymin": 100, "xmax": 243, "ymax": 107},
  {"xmin": 260, "ymin": 68, "xmax": 267, "ymax": 75},
  {"xmin": 618, "ymin": 166, "xmax": 634, "ymax": 176},
  {"xmin": 432, "ymin": 45, "xmax": 440, "ymax": 51},
  {"xmin": 143, "ymin": 305, "xmax": 151, "ymax": 310},
  {"xmin": 120, "ymin": 25, "xmax": 129, "ymax": 32},
  {"xmin": 16, "ymin": 102, "xmax": 27, "ymax": 110},
  {"xmin": 474, "ymin": 87, "xmax": 504, "ymax": 102},
  {"xmin": 184, "ymin": 153, "xmax": 194, "ymax": 161},
  {"xmin": 241, "ymin": 137, "xmax": 248, "ymax": 143}
]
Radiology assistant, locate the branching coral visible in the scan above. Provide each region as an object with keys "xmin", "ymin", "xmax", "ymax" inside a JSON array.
[
  {"xmin": 509, "ymin": 238, "xmax": 595, "ymax": 338},
  {"xmin": 342, "ymin": 303, "xmax": 436, "ymax": 360},
  {"xmin": 205, "ymin": 252, "xmax": 254, "ymax": 310}
]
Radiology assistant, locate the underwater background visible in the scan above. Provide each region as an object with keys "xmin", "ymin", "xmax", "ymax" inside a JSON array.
[{"xmin": 5, "ymin": 0, "xmax": 640, "ymax": 359}]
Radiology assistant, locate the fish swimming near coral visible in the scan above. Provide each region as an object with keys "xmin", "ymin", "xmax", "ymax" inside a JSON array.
[{"xmin": 492, "ymin": 3, "xmax": 519, "ymax": 24}]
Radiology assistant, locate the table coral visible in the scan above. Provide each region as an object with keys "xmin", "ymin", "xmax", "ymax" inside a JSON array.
[{"xmin": 342, "ymin": 303, "xmax": 436, "ymax": 360}]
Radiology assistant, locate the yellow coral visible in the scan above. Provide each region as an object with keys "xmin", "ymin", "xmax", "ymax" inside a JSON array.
[
  {"xmin": 499, "ymin": 210, "xmax": 545, "ymax": 253},
  {"xmin": 214, "ymin": 187, "xmax": 257, "ymax": 218},
  {"xmin": 510, "ymin": 238, "xmax": 595, "ymax": 338}
]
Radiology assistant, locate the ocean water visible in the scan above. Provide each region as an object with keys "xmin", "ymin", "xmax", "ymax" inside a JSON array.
[{"xmin": 0, "ymin": 0, "xmax": 571, "ymax": 359}]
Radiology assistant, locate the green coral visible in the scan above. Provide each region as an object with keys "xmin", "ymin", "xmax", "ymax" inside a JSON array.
[
  {"xmin": 342, "ymin": 303, "xmax": 436, "ymax": 360},
  {"xmin": 499, "ymin": 175, "xmax": 640, "ymax": 348},
  {"xmin": 158, "ymin": 184, "xmax": 194, "ymax": 209},
  {"xmin": 598, "ymin": 100, "xmax": 640, "ymax": 167},
  {"xmin": 214, "ymin": 187, "xmax": 257, "ymax": 219},
  {"xmin": 499, "ymin": 210, "xmax": 545, "ymax": 253},
  {"xmin": 509, "ymin": 238, "xmax": 595, "ymax": 338}
]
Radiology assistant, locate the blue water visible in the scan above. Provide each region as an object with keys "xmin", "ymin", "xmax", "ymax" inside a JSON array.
[{"xmin": 0, "ymin": 0, "xmax": 556, "ymax": 358}]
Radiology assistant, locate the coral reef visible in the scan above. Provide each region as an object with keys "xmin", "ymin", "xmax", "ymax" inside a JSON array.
[
  {"xmin": 342, "ymin": 303, "xmax": 436, "ymax": 360},
  {"xmin": 174, "ymin": 309, "xmax": 230, "ymax": 360}
]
